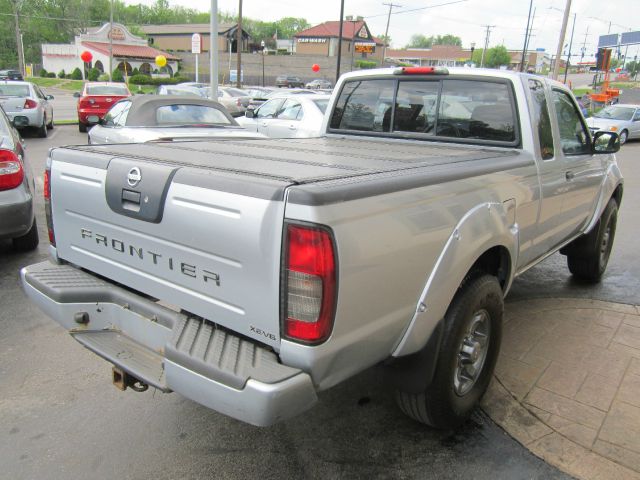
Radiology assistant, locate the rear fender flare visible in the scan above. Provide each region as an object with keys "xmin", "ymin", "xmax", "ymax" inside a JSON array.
[{"xmin": 391, "ymin": 201, "xmax": 517, "ymax": 358}]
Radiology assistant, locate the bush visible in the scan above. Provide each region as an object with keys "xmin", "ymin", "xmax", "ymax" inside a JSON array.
[
  {"xmin": 58, "ymin": 69, "xmax": 65, "ymax": 79},
  {"xmin": 71, "ymin": 67, "xmax": 83, "ymax": 80},
  {"xmin": 39, "ymin": 68, "xmax": 48, "ymax": 77},
  {"xmin": 98, "ymin": 73, "xmax": 109, "ymax": 81},
  {"xmin": 128, "ymin": 74, "xmax": 152, "ymax": 85},
  {"xmin": 355, "ymin": 60, "xmax": 377, "ymax": 69},
  {"xmin": 47, "ymin": 72, "xmax": 56, "ymax": 78},
  {"xmin": 128, "ymin": 75, "xmax": 189, "ymax": 86},
  {"xmin": 112, "ymin": 68, "xmax": 124, "ymax": 82},
  {"xmin": 87, "ymin": 68, "xmax": 100, "ymax": 81},
  {"xmin": 65, "ymin": 74, "xmax": 73, "ymax": 79},
  {"xmin": 131, "ymin": 67, "xmax": 140, "ymax": 76}
]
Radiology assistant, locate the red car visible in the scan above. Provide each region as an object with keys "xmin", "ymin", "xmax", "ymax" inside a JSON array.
[{"xmin": 75, "ymin": 82, "xmax": 131, "ymax": 132}]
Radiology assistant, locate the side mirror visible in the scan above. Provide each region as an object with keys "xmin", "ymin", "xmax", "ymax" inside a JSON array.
[
  {"xmin": 73, "ymin": 92, "xmax": 81, "ymax": 98},
  {"xmin": 592, "ymin": 131, "xmax": 620, "ymax": 154},
  {"xmin": 245, "ymin": 109, "xmax": 255, "ymax": 118},
  {"xmin": 46, "ymin": 94, "xmax": 54, "ymax": 100}
]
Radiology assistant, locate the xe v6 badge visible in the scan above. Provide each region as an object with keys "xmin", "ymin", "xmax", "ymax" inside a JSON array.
[{"xmin": 127, "ymin": 167, "xmax": 142, "ymax": 187}]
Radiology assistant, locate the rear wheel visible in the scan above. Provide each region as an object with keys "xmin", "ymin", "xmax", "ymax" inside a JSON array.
[
  {"xmin": 13, "ymin": 218, "xmax": 39, "ymax": 251},
  {"xmin": 395, "ymin": 274, "xmax": 503, "ymax": 429},
  {"xmin": 565, "ymin": 198, "xmax": 617, "ymax": 283},
  {"xmin": 37, "ymin": 117, "xmax": 47, "ymax": 138},
  {"xmin": 79, "ymin": 122, "xmax": 87, "ymax": 133}
]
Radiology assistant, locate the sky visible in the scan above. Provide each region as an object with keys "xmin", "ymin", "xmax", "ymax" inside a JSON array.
[{"xmin": 128, "ymin": 0, "xmax": 639, "ymax": 61}]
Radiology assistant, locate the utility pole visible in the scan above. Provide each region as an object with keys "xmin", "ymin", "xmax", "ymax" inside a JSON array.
[
  {"xmin": 210, "ymin": 0, "xmax": 218, "ymax": 99},
  {"xmin": 336, "ymin": 0, "xmax": 345, "ymax": 83},
  {"xmin": 109, "ymin": 0, "xmax": 113, "ymax": 81},
  {"xmin": 10, "ymin": 1, "xmax": 26, "ymax": 77},
  {"xmin": 579, "ymin": 26, "xmax": 589, "ymax": 67},
  {"xmin": 552, "ymin": 0, "xmax": 572, "ymax": 80},
  {"xmin": 236, "ymin": 0, "xmax": 242, "ymax": 88},
  {"xmin": 381, "ymin": 2, "xmax": 401, "ymax": 67},
  {"xmin": 522, "ymin": 7, "xmax": 536, "ymax": 72},
  {"xmin": 519, "ymin": 0, "xmax": 533, "ymax": 72},
  {"xmin": 480, "ymin": 25, "xmax": 495, "ymax": 68},
  {"xmin": 563, "ymin": 13, "xmax": 576, "ymax": 84}
]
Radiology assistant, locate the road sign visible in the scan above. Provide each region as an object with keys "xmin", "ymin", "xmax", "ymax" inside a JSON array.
[
  {"xmin": 598, "ymin": 34, "xmax": 619, "ymax": 48},
  {"xmin": 230, "ymin": 69, "xmax": 244, "ymax": 83},
  {"xmin": 192, "ymin": 33, "xmax": 202, "ymax": 54},
  {"xmin": 620, "ymin": 31, "xmax": 640, "ymax": 46}
]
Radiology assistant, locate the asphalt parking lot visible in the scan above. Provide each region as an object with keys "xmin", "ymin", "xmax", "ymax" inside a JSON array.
[{"xmin": 2, "ymin": 117, "xmax": 639, "ymax": 479}]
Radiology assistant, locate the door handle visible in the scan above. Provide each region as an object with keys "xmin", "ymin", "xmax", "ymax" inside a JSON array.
[
  {"xmin": 288, "ymin": 125, "xmax": 297, "ymax": 130},
  {"xmin": 565, "ymin": 171, "xmax": 575, "ymax": 181},
  {"xmin": 261, "ymin": 122, "xmax": 268, "ymax": 127}
]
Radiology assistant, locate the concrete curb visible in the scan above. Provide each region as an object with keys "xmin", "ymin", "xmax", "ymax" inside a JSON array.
[{"xmin": 483, "ymin": 298, "xmax": 640, "ymax": 480}]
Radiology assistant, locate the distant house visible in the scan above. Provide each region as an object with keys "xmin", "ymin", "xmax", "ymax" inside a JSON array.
[
  {"xmin": 139, "ymin": 23, "xmax": 250, "ymax": 53},
  {"xmin": 294, "ymin": 18, "xmax": 384, "ymax": 63},
  {"xmin": 42, "ymin": 23, "xmax": 179, "ymax": 77}
]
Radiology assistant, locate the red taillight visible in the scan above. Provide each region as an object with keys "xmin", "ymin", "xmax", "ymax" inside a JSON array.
[
  {"xmin": 283, "ymin": 224, "xmax": 337, "ymax": 343},
  {"xmin": 0, "ymin": 149, "xmax": 23, "ymax": 191},
  {"xmin": 393, "ymin": 66, "xmax": 449, "ymax": 75},
  {"xmin": 23, "ymin": 99, "xmax": 37, "ymax": 109},
  {"xmin": 44, "ymin": 157, "xmax": 55, "ymax": 246}
]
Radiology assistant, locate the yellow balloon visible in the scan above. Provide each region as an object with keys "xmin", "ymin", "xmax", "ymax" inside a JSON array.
[{"xmin": 155, "ymin": 55, "xmax": 167, "ymax": 67}]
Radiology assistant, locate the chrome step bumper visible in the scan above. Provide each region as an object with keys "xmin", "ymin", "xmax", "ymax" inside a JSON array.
[{"xmin": 21, "ymin": 261, "xmax": 317, "ymax": 426}]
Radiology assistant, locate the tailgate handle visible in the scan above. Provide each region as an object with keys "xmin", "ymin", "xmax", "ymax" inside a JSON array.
[{"xmin": 121, "ymin": 189, "xmax": 141, "ymax": 212}]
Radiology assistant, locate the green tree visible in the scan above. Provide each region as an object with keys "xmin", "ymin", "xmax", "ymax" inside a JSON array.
[
  {"xmin": 70, "ymin": 67, "xmax": 83, "ymax": 79},
  {"xmin": 377, "ymin": 34, "xmax": 391, "ymax": 47},
  {"xmin": 112, "ymin": 68, "xmax": 124, "ymax": 82},
  {"xmin": 406, "ymin": 34, "xmax": 433, "ymax": 49},
  {"xmin": 433, "ymin": 34, "xmax": 462, "ymax": 46},
  {"xmin": 87, "ymin": 67, "xmax": 100, "ymax": 81},
  {"xmin": 485, "ymin": 45, "xmax": 511, "ymax": 68}
]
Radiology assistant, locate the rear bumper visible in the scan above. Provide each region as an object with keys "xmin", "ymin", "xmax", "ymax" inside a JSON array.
[
  {"xmin": 0, "ymin": 186, "xmax": 33, "ymax": 239},
  {"xmin": 20, "ymin": 261, "xmax": 318, "ymax": 426},
  {"xmin": 78, "ymin": 110, "xmax": 107, "ymax": 124},
  {"xmin": 6, "ymin": 109, "xmax": 41, "ymax": 128}
]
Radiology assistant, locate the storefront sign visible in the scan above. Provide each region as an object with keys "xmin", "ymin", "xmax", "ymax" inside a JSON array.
[
  {"xmin": 109, "ymin": 26, "xmax": 125, "ymax": 41},
  {"xmin": 355, "ymin": 42, "xmax": 375, "ymax": 54},
  {"xmin": 358, "ymin": 27, "xmax": 369, "ymax": 39},
  {"xmin": 298, "ymin": 38, "xmax": 327, "ymax": 43}
]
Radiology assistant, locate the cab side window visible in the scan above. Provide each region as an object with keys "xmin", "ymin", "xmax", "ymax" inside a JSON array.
[
  {"xmin": 528, "ymin": 79, "xmax": 554, "ymax": 159},
  {"xmin": 552, "ymin": 89, "xmax": 590, "ymax": 155}
]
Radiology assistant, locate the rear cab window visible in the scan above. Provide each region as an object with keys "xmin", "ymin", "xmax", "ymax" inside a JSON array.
[{"xmin": 329, "ymin": 75, "xmax": 520, "ymax": 146}]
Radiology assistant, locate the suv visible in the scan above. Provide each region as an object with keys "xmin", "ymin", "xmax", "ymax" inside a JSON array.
[
  {"xmin": 0, "ymin": 70, "xmax": 23, "ymax": 81},
  {"xmin": 276, "ymin": 75, "xmax": 304, "ymax": 88}
]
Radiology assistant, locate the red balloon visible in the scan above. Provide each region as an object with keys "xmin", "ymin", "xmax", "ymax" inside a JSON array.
[
  {"xmin": 312, "ymin": 64, "xmax": 320, "ymax": 72},
  {"xmin": 80, "ymin": 50, "xmax": 93, "ymax": 63}
]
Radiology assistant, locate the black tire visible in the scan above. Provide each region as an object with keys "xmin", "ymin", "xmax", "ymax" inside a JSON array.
[
  {"xmin": 396, "ymin": 274, "xmax": 503, "ymax": 429},
  {"xmin": 47, "ymin": 114, "xmax": 54, "ymax": 130},
  {"xmin": 566, "ymin": 199, "xmax": 617, "ymax": 283},
  {"xmin": 37, "ymin": 117, "xmax": 47, "ymax": 138},
  {"xmin": 79, "ymin": 122, "xmax": 87, "ymax": 133},
  {"xmin": 619, "ymin": 130, "xmax": 628, "ymax": 145},
  {"xmin": 13, "ymin": 218, "xmax": 39, "ymax": 251}
]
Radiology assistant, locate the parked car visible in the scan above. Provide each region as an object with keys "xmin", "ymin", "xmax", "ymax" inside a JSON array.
[
  {"xmin": 586, "ymin": 104, "xmax": 640, "ymax": 144},
  {"xmin": 0, "ymin": 81, "xmax": 54, "ymax": 137},
  {"xmin": 247, "ymin": 88, "xmax": 321, "ymax": 110},
  {"xmin": 75, "ymin": 82, "xmax": 131, "ymax": 133},
  {"xmin": 276, "ymin": 75, "xmax": 305, "ymax": 88},
  {"xmin": 237, "ymin": 94, "xmax": 330, "ymax": 138},
  {"xmin": 87, "ymin": 95, "xmax": 265, "ymax": 144},
  {"xmin": 0, "ymin": 70, "xmax": 24, "ymax": 81},
  {"xmin": 177, "ymin": 82, "xmax": 211, "ymax": 89},
  {"xmin": 156, "ymin": 85, "xmax": 206, "ymax": 97},
  {"xmin": 216, "ymin": 87, "xmax": 251, "ymax": 117},
  {"xmin": 0, "ymin": 104, "xmax": 38, "ymax": 250},
  {"xmin": 305, "ymin": 79, "xmax": 332, "ymax": 89}
]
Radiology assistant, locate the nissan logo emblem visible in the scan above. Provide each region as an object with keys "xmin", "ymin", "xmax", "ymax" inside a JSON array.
[{"xmin": 127, "ymin": 167, "xmax": 142, "ymax": 187}]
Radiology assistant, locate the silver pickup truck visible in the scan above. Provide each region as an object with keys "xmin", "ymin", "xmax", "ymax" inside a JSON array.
[{"xmin": 21, "ymin": 67, "xmax": 623, "ymax": 429}]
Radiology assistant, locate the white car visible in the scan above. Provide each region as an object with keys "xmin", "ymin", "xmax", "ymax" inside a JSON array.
[
  {"xmin": 237, "ymin": 94, "xmax": 330, "ymax": 138},
  {"xmin": 586, "ymin": 104, "xmax": 640, "ymax": 145},
  {"xmin": 0, "ymin": 81, "xmax": 54, "ymax": 137}
]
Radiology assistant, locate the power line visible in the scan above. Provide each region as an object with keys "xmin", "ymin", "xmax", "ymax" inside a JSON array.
[{"xmin": 364, "ymin": 0, "xmax": 469, "ymax": 19}]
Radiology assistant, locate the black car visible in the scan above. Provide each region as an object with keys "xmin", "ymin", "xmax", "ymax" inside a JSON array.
[
  {"xmin": 0, "ymin": 70, "xmax": 24, "ymax": 81},
  {"xmin": 275, "ymin": 75, "xmax": 305, "ymax": 88}
]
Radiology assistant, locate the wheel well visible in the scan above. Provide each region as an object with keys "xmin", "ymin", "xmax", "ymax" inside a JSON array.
[
  {"xmin": 466, "ymin": 246, "xmax": 511, "ymax": 290},
  {"xmin": 612, "ymin": 184, "xmax": 623, "ymax": 207}
]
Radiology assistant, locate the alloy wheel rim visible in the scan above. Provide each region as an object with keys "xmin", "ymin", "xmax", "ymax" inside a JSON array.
[{"xmin": 454, "ymin": 309, "xmax": 491, "ymax": 397}]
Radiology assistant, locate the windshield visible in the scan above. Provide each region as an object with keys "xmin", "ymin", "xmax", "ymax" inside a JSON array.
[
  {"xmin": 313, "ymin": 99, "xmax": 329, "ymax": 114},
  {"xmin": 155, "ymin": 104, "xmax": 232, "ymax": 126},
  {"xmin": 593, "ymin": 106, "xmax": 634, "ymax": 121},
  {"xmin": 0, "ymin": 84, "xmax": 30, "ymax": 97},
  {"xmin": 86, "ymin": 85, "xmax": 129, "ymax": 96},
  {"xmin": 223, "ymin": 88, "xmax": 247, "ymax": 97}
]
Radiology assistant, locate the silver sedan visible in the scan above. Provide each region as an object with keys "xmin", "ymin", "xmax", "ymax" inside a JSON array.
[
  {"xmin": 586, "ymin": 104, "xmax": 640, "ymax": 145},
  {"xmin": 236, "ymin": 94, "xmax": 330, "ymax": 138},
  {"xmin": 88, "ymin": 95, "xmax": 264, "ymax": 145},
  {"xmin": 0, "ymin": 81, "xmax": 54, "ymax": 138}
]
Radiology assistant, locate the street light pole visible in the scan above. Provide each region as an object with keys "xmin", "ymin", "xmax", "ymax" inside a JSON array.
[
  {"xmin": 336, "ymin": 0, "xmax": 345, "ymax": 84},
  {"xmin": 109, "ymin": 0, "xmax": 113, "ymax": 81},
  {"xmin": 210, "ymin": 0, "xmax": 218, "ymax": 99},
  {"xmin": 469, "ymin": 42, "xmax": 476, "ymax": 66},
  {"xmin": 261, "ymin": 40, "xmax": 265, "ymax": 87}
]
